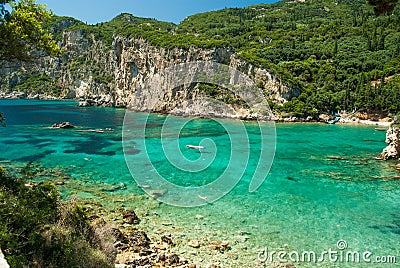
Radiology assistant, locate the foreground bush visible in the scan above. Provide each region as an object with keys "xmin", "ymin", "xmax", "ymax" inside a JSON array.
[{"xmin": 0, "ymin": 165, "xmax": 115, "ymax": 267}]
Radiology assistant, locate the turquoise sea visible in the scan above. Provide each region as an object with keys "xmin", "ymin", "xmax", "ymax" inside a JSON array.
[{"xmin": 0, "ymin": 99, "xmax": 399, "ymax": 267}]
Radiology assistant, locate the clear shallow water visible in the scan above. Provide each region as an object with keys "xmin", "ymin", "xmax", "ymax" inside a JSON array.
[{"xmin": 0, "ymin": 100, "xmax": 399, "ymax": 267}]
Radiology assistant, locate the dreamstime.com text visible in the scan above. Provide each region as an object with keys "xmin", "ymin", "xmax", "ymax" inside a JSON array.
[{"xmin": 257, "ymin": 240, "xmax": 397, "ymax": 265}]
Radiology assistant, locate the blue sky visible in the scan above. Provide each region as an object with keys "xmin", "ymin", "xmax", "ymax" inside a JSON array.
[{"xmin": 37, "ymin": 0, "xmax": 278, "ymax": 25}]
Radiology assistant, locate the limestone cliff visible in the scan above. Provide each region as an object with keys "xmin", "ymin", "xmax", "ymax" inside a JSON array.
[
  {"xmin": 378, "ymin": 117, "xmax": 400, "ymax": 160},
  {"xmin": 0, "ymin": 22, "xmax": 300, "ymax": 117}
]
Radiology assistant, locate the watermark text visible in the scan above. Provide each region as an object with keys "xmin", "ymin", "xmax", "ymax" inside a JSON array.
[{"xmin": 258, "ymin": 240, "xmax": 397, "ymax": 264}]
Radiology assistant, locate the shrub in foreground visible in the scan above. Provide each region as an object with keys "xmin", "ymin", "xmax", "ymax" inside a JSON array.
[{"xmin": 0, "ymin": 165, "xmax": 115, "ymax": 267}]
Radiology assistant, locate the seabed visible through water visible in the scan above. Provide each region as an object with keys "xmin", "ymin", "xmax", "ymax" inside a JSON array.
[{"xmin": 0, "ymin": 100, "xmax": 399, "ymax": 267}]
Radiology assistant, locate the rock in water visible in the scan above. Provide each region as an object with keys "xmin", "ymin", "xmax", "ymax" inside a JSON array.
[
  {"xmin": 378, "ymin": 117, "xmax": 400, "ymax": 160},
  {"xmin": 77, "ymin": 100, "xmax": 90, "ymax": 107},
  {"xmin": 122, "ymin": 209, "xmax": 140, "ymax": 224},
  {"xmin": 52, "ymin": 122, "xmax": 74, "ymax": 129},
  {"xmin": 161, "ymin": 235, "xmax": 174, "ymax": 245},
  {"xmin": 188, "ymin": 240, "xmax": 200, "ymax": 248}
]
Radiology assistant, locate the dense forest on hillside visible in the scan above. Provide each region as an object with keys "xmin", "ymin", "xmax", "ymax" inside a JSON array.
[
  {"xmin": 21, "ymin": 0, "xmax": 400, "ymax": 117},
  {"xmin": 177, "ymin": 0, "xmax": 400, "ymax": 117}
]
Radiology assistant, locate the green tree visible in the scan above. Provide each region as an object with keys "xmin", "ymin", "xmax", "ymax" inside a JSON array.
[
  {"xmin": 333, "ymin": 40, "xmax": 338, "ymax": 54},
  {"xmin": 0, "ymin": 0, "xmax": 62, "ymax": 61}
]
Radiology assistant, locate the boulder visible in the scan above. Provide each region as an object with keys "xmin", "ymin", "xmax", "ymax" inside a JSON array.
[
  {"xmin": 77, "ymin": 99, "xmax": 98, "ymax": 107},
  {"xmin": 77, "ymin": 100, "xmax": 90, "ymax": 107},
  {"xmin": 306, "ymin": 116, "xmax": 315, "ymax": 122},
  {"xmin": 110, "ymin": 228, "xmax": 127, "ymax": 243},
  {"xmin": 122, "ymin": 209, "xmax": 140, "ymax": 224},
  {"xmin": 127, "ymin": 231, "xmax": 150, "ymax": 251},
  {"xmin": 167, "ymin": 254, "xmax": 180, "ymax": 265},
  {"xmin": 319, "ymin": 114, "xmax": 330, "ymax": 122}
]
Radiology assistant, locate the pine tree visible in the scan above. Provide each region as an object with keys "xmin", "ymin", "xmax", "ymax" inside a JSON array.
[
  {"xmin": 366, "ymin": 36, "xmax": 372, "ymax": 51},
  {"xmin": 378, "ymin": 27, "xmax": 386, "ymax": 50},
  {"xmin": 393, "ymin": 37, "xmax": 400, "ymax": 57},
  {"xmin": 372, "ymin": 28, "xmax": 378, "ymax": 51},
  {"xmin": 352, "ymin": 13, "xmax": 357, "ymax": 27},
  {"xmin": 333, "ymin": 40, "xmax": 338, "ymax": 54}
]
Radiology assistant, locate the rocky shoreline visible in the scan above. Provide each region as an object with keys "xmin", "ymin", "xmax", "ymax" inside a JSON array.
[
  {"xmin": 0, "ymin": 91, "xmax": 59, "ymax": 100},
  {"xmin": 1, "ymin": 92, "xmax": 394, "ymax": 126}
]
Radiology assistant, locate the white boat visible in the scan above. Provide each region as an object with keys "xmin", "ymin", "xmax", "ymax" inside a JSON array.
[{"xmin": 186, "ymin": 145, "xmax": 205, "ymax": 149}]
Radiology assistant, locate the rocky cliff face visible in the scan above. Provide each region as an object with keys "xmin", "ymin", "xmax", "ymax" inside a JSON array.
[
  {"xmin": 112, "ymin": 37, "xmax": 235, "ymax": 108},
  {"xmin": 378, "ymin": 119, "xmax": 400, "ymax": 160},
  {"xmin": 0, "ymin": 26, "xmax": 300, "ymax": 117}
]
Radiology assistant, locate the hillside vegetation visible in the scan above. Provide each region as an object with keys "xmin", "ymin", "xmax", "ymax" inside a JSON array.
[
  {"xmin": 0, "ymin": 164, "xmax": 115, "ymax": 267},
  {"xmin": 24, "ymin": 0, "xmax": 400, "ymax": 117}
]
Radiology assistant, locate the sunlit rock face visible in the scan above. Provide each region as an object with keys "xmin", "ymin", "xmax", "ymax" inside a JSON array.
[
  {"xmin": 378, "ymin": 118, "xmax": 400, "ymax": 160},
  {"xmin": 0, "ymin": 22, "xmax": 299, "ymax": 118}
]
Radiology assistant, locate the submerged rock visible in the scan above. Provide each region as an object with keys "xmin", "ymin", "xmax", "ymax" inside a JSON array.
[
  {"xmin": 52, "ymin": 121, "xmax": 74, "ymax": 129},
  {"xmin": 122, "ymin": 209, "xmax": 140, "ymax": 224},
  {"xmin": 327, "ymin": 155, "xmax": 347, "ymax": 160},
  {"xmin": 378, "ymin": 117, "xmax": 400, "ymax": 160},
  {"xmin": 149, "ymin": 189, "xmax": 168, "ymax": 197},
  {"xmin": 206, "ymin": 264, "xmax": 221, "ymax": 268},
  {"xmin": 188, "ymin": 240, "xmax": 200, "ymax": 248},
  {"xmin": 208, "ymin": 241, "xmax": 230, "ymax": 252},
  {"xmin": 395, "ymin": 163, "xmax": 400, "ymax": 171},
  {"xmin": 161, "ymin": 235, "xmax": 174, "ymax": 245}
]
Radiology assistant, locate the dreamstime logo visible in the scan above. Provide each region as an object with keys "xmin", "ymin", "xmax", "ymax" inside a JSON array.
[
  {"xmin": 122, "ymin": 61, "xmax": 276, "ymax": 207},
  {"xmin": 257, "ymin": 240, "xmax": 398, "ymax": 264}
]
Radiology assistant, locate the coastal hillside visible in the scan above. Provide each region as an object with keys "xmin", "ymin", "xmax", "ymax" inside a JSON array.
[{"xmin": 0, "ymin": 0, "xmax": 399, "ymax": 118}]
